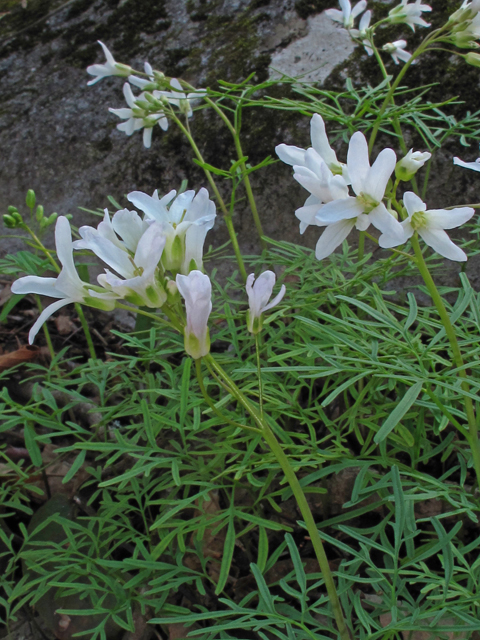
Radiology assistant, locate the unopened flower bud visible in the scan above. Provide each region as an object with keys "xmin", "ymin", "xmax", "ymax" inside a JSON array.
[
  {"xmin": 3, "ymin": 214, "xmax": 16, "ymax": 228},
  {"xmin": 35, "ymin": 205, "xmax": 44, "ymax": 221},
  {"xmin": 395, "ymin": 149, "xmax": 431, "ymax": 181},
  {"xmin": 466, "ymin": 51, "xmax": 480, "ymax": 67},
  {"xmin": 26, "ymin": 189, "xmax": 36, "ymax": 209},
  {"xmin": 45, "ymin": 212, "xmax": 58, "ymax": 226},
  {"xmin": 246, "ymin": 271, "xmax": 286, "ymax": 335},
  {"xmin": 176, "ymin": 270, "xmax": 212, "ymax": 359},
  {"xmin": 7, "ymin": 205, "xmax": 18, "ymax": 215},
  {"xmin": 166, "ymin": 279, "xmax": 180, "ymax": 303}
]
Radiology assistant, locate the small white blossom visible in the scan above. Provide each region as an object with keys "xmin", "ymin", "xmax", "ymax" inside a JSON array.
[
  {"xmin": 246, "ymin": 271, "xmax": 286, "ymax": 334},
  {"xmin": 396, "ymin": 149, "xmax": 431, "ymax": 180},
  {"xmin": 326, "ymin": 0, "xmax": 368, "ymax": 29},
  {"xmin": 86, "ymin": 41, "xmax": 132, "ymax": 85},
  {"xmin": 383, "ymin": 40, "xmax": 414, "ymax": 64},
  {"xmin": 127, "ymin": 187, "xmax": 216, "ymax": 274},
  {"xmin": 379, "ymin": 191, "xmax": 475, "ymax": 261},
  {"xmin": 309, "ymin": 132, "xmax": 404, "ymax": 259},
  {"xmin": 11, "ymin": 217, "xmax": 116, "ymax": 343},
  {"xmin": 276, "ymin": 113, "xmax": 349, "ymax": 182},
  {"xmin": 454, "ymin": 156, "xmax": 480, "ymax": 172},
  {"xmin": 388, "ymin": 0, "xmax": 431, "ymax": 31},
  {"xmin": 176, "ymin": 270, "xmax": 212, "ymax": 359},
  {"xmin": 109, "ymin": 83, "xmax": 168, "ymax": 149},
  {"xmin": 128, "ymin": 62, "xmax": 155, "ymax": 89},
  {"xmin": 350, "ymin": 10, "xmax": 373, "ymax": 55},
  {"xmin": 161, "ymin": 78, "xmax": 207, "ymax": 118},
  {"xmin": 74, "ymin": 209, "xmax": 168, "ymax": 308}
]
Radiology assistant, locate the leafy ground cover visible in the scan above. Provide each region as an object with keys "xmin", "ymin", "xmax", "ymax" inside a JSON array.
[{"xmin": 3, "ymin": 1, "xmax": 480, "ymax": 639}]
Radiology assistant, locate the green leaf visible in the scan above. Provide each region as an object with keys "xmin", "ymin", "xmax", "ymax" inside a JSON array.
[
  {"xmin": 62, "ymin": 450, "xmax": 86, "ymax": 484},
  {"xmin": 215, "ymin": 513, "xmax": 236, "ymax": 595},
  {"xmin": 374, "ymin": 381, "xmax": 424, "ymax": 443},
  {"xmin": 24, "ymin": 423, "xmax": 42, "ymax": 467}
]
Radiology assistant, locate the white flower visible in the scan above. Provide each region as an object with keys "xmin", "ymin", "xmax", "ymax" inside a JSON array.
[
  {"xmin": 310, "ymin": 132, "xmax": 403, "ymax": 259},
  {"xmin": 128, "ymin": 62, "xmax": 155, "ymax": 89},
  {"xmin": 11, "ymin": 217, "xmax": 116, "ymax": 344},
  {"xmin": 396, "ymin": 148, "xmax": 431, "ymax": 180},
  {"xmin": 74, "ymin": 209, "xmax": 167, "ymax": 308},
  {"xmin": 383, "ymin": 40, "xmax": 414, "ymax": 64},
  {"xmin": 246, "ymin": 271, "xmax": 286, "ymax": 334},
  {"xmin": 160, "ymin": 78, "xmax": 207, "ymax": 118},
  {"xmin": 388, "ymin": 0, "xmax": 432, "ymax": 31},
  {"xmin": 86, "ymin": 41, "xmax": 132, "ymax": 85},
  {"xmin": 276, "ymin": 113, "xmax": 349, "ymax": 182},
  {"xmin": 109, "ymin": 83, "xmax": 168, "ymax": 149},
  {"xmin": 453, "ymin": 156, "xmax": 480, "ymax": 172},
  {"xmin": 379, "ymin": 192, "xmax": 475, "ymax": 261},
  {"xmin": 326, "ymin": 0, "xmax": 368, "ymax": 29},
  {"xmin": 350, "ymin": 10, "xmax": 374, "ymax": 55},
  {"xmin": 292, "ymin": 149, "xmax": 350, "ymax": 233},
  {"xmin": 176, "ymin": 270, "xmax": 212, "ymax": 359},
  {"xmin": 127, "ymin": 187, "xmax": 216, "ymax": 273}
]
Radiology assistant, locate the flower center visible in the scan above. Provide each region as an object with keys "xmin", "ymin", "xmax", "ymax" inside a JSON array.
[
  {"xmin": 330, "ymin": 162, "xmax": 344, "ymax": 176},
  {"xmin": 357, "ymin": 192, "xmax": 379, "ymax": 214},
  {"xmin": 410, "ymin": 210, "xmax": 427, "ymax": 230}
]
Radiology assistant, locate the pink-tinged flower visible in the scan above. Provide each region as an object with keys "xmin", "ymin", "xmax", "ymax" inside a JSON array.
[
  {"xmin": 86, "ymin": 41, "xmax": 132, "ymax": 85},
  {"xmin": 379, "ymin": 192, "xmax": 475, "ymax": 262},
  {"xmin": 11, "ymin": 217, "xmax": 116, "ymax": 343},
  {"xmin": 176, "ymin": 270, "xmax": 212, "ymax": 359},
  {"xmin": 388, "ymin": 0, "xmax": 431, "ymax": 31},
  {"xmin": 246, "ymin": 271, "xmax": 286, "ymax": 334},
  {"xmin": 383, "ymin": 40, "xmax": 414, "ymax": 64},
  {"xmin": 326, "ymin": 0, "xmax": 368, "ymax": 29}
]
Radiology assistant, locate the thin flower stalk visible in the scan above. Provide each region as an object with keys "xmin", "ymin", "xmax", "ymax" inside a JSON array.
[
  {"xmin": 410, "ymin": 235, "xmax": 480, "ymax": 488},
  {"xmin": 204, "ymin": 353, "xmax": 352, "ymax": 640},
  {"xmin": 168, "ymin": 110, "xmax": 247, "ymax": 281}
]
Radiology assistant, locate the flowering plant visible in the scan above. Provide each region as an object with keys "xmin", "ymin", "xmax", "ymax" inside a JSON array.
[{"xmin": 4, "ymin": 4, "xmax": 480, "ymax": 640}]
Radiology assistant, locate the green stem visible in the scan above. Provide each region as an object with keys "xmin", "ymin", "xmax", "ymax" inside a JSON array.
[
  {"xmin": 75, "ymin": 304, "xmax": 97, "ymax": 360},
  {"xmin": 204, "ymin": 354, "xmax": 351, "ymax": 640},
  {"xmin": 255, "ymin": 333, "xmax": 264, "ymax": 418},
  {"xmin": 195, "ymin": 359, "xmax": 261, "ymax": 433},
  {"xmin": 411, "ymin": 235, "xmax": 480, "ymax": 487},
  {"xmin": 170, "ymin": 112, "xmax": 247, "ymax": 281},
  {"xmin": 204, "ymin": 97, "xmax": 267, "ymax": 249}
]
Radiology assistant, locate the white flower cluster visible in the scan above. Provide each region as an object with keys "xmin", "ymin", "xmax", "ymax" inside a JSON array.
[
  {"xmin": 326, "ymin": 0, "xmax": 432, "ymax": 64},
  {"xmin": 276, "ymin": 114, "xmax": 474, "ymax": 262},
  {"xmin": 449, "ymin": 0, "xmax": 480, "ymax": 48},
  {"xmin": 11, "ymin": 187, "xmax": 216, "ymax": 344},
  {"xmin": 87, "ymin": 42, "xmax": 206, "ymax": 149}
]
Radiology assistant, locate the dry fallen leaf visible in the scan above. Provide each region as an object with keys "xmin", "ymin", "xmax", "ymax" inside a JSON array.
[
  {"xmin": 0, "ymin": 345, "xmax": 40, "ymax": 373},
  {"xmin": 0, "ymin": 283, "xmax": 12, "ymax": 306}
]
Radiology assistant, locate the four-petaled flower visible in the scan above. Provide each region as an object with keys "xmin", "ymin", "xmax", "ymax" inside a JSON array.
[
  {"xmin": 326, "ymin": 0, "xmax": 368, "ymax": 29},
  {"xmin": 109, "ymin": 83, "xmax": 168, "ymax": 149},
  {"xmin": 276, "ymin": 114, "xmax": 350, "ymax": 183},
  {"xmin": 383, "ymin": 40, "xmax": 414, "ymax": 65},
  {"xmin": 388, "ymin": 0, "xmax": 432, "ymax": 31},
  {"xmin": 379, "ymin": 192, "xmax": 475, "ymax": 261},
  {"xmin": 309, "ymin": 132, "xmax": 404, "ymax": 259},
  {"xmin": 11, "ymin": 216, "xmax": 116, "ymax": 343},
  {"xmin": 246, "ymin": 271, "xmax": 286, "ymax": 334},
  {"xmin": 350, "ymin": 10, "xmax": 373, "ymax": 56},
  {"xmin": 176, "ymin": 270, "xmax": 212, "ymax": 359},
  {"xmin": 86, "ymin": 41, "xmax": 132, "ymax": 85}
]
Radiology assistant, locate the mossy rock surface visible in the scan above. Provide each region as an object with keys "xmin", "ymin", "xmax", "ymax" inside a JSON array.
[{"xmin": 0, "ymin": 0, "xmax": 479, "ymax": 286}]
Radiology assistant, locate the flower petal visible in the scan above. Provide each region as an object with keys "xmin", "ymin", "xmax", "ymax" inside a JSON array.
[
  {"xmin": 315, "ymin": 196, "xmax": 363, "ymax": 223},
  {"xmin": 310, "ymin": 114, "xmax": 338, "ymax": 167},
  {"xmin": 28, "ymin": 298, "xmax": 74, "ymax": 344},
  {"xmin": 315, "ymin": 220, "xmax": 355, "ymax": 260},
  {"xmin": 262, "ymin": 284, "xmax": 286, "ymax": 312},
  {"xmin": 425, "ymin": 207, "xmax": 475, "ymax": 230},
  {"xmin": 403, "ymin": 191, "xmax": 426, "ymax": 217},
  {"xmin": 275, "ymin": 144, "xmax": 306, "ymax": 167},
  {"xmin": 419, "ymin": 228, "xmax": 467, "ymax": 262},
  {"xmin": 453, "ymin": 157, "xmax": 480, "ymax": 172},
  {"xmin": 347, "ymin": 132, "xmax": 370, "ymax": 196},
  {"xmin": 11, "ymin": 276, "xmax": 59, "ymax": 297},
  {"xmin": 364, "ymin": 148, "xmax": 396, "ymax": 202}
]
